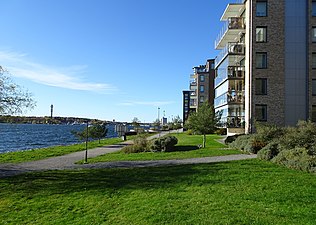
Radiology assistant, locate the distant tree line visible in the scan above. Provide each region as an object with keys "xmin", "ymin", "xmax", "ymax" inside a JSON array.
[{"xmin": 0, "ymin": 115, "xmax": 102, "ymax": 125}]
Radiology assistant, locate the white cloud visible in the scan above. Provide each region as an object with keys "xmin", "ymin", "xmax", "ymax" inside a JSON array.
[
  {"xmin": 118, "ymin": 101, "xmax": 175, "ymax": 107},
  {"xmin": 0, "ymin": 50, "xmax": 117, "ymax": 93}
]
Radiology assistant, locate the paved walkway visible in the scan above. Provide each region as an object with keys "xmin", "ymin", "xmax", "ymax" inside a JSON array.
[{"xmin": 0, "ymin": 130, "xmax": 256, "ymax": 178}]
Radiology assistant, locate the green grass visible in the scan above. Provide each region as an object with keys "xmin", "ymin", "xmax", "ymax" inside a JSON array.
[
  {"xmin": 86, "ymin": 133, "xmax": 241, "ymax": 163},
  {"xmin": 0, "ymin": 137, "xmax": 126, "ymax": 164},
  {"xmin": 1, "ymin": 159, "xmax": 316, "ymax": 224}
]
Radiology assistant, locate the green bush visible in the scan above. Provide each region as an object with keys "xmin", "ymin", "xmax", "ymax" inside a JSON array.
[
  {"xmin": 224, "ymin": 134, "xmax": 240, "ymax": 144},
  {"xmin": 280, "ymin": 121, "xmax": 316, "ymax": 150},
  {"xmin": 186, "ymin": 129, "xmax": 194, "ymax": 135},
  {"xmin": 215, "ymin": 128, "xmax": 227, "ymax": 135},
  {"xmin": 122, "ymin": 134, "xmax": 149, "ymax": 153},
  {"xmin": 150, "ymin": 136, "xmax": 178, "ymax": 152},
  {"xmin": 272, "ymin": 147, "xmax": 316, "ymax": 172},
  {"xmin": 229, "ymin": 135, "xmax": 252, "ymax": 150},
  {"xmin": 257, "ymin": 141, "xmax": 280, "ymax": 160}
]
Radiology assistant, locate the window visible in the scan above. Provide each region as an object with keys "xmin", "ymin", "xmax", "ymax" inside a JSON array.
[
  {"xmin": 312, "ymin": 106, "xmax": 316, "ymax": 122},
  {"xmin": 255, "ymin": 78, "xmax": 267, "ymax": 95},
  {"xmin": 312, "ymin": 27, "xmax": 316, "ymax": 42},
  {"xmin": 256, "ymin": 27, "xmax": 267, "ymax": 42},
  {"xmin": 255, "ymin": 104, "xmax": 267, "ymax": 121},
  {"xmin": 256, "ymin": 52, "xmax": 267, "ymax": 69},
  {"xmin": 313, "ymin": 80, "xmax": 316, "ymax": 96},
  {"xmin": 313, "ymin": 0, "xmax": 316, "ymax": 17},
  {"xmin": 200, "ymin": 96, "xmax": 204, "ymax": 103},
  {"xmin": 200, "ymin": 85, "xmax": 204, "ymax": 92},
  {"xmin": 200, "ymin": 75, "xmax": 205, "ymax": 82},
  {"xmin": 313, "ymin": 53, "xmax": 316, "ymax": 69},
  {"xmin": 256, "ymin": 0, "xmax": 267, "ymax": 17}
]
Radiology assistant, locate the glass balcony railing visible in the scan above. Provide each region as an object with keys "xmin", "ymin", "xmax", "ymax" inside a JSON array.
[
  {"xmin": 215, "ymin": 17, "xmax": 245, "ymax": 49},
  {"xmin": 226, "ymin": 116, "xmax": 245, "ymax": 128},
  {"xmin": 228, "ymin": 66, "xmax": 245, "ymax": 78},
  {"xmin": 215, "ymin": 66, "xmax": 245, "ymax": 87},
  {"xmin": 215, "ymin": 42, "xmax": 245, "ymax": 67},
  {"xmin": 215, "ymin": 90, "xmax": 245, "ymax": 108}
]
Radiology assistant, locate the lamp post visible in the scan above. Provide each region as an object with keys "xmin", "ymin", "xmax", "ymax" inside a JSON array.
[
  {"xmin": 158, "ymin": 107, "xmax": 160, "ymax": 137},
  {"xmin": 84, "ymin": 121, "xmax": 89, "ymax": 163}
]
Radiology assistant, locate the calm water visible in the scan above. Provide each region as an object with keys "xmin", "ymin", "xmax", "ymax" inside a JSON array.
[{"xmin": 0, "ymin": 123, "xmax": 117, "ymax": 154}]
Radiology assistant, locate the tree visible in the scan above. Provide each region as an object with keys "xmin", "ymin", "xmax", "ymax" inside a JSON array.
[
  {"xmin": 73, "ymin": 123, "xmax": 108, "ymax": 143},
  {"xmin": 132, "ymin": 117, "xmax": 142, "ymax": 133},
  {"xmin": 89, "ymin": 124, "xmax": 108, "ymax": 143},
  {"xmin": 0, "ymin": 66, "xmax": 36, "ymax": 115},
  {"xmin": 171, "ymin": 115, "xmax": 183, "ymax": 130},
  {"xmin": 185, "ymin": 102, "xmax": 221, "ymax": 148}
]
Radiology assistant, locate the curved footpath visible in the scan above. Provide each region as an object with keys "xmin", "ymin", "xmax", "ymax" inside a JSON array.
[{"xmin": 0, "ymin": 130, "xmax": 256, "ymax": 178}]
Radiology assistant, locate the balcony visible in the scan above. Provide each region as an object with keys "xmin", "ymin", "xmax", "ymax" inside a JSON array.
[
  {"xmin": 215, "ymin": 42, "xmax": 245, "ymax": 67},
  {"xmin": 215, "ymin": 66, "xmax": 245, "ymax": 87},
  {"xmin": 215, "ymin": 17, "xmax": 245, "ymax": 49},
  {"xmin": 220, "ymin": 3, "xmax": 245, "ymax": 21},
  {"xmin": 226, "ymin": 116, "xmax": 245, "ymax": 128},
  {"xmin": 215, "ymin": 90, "xmax": 245, "ymax": 108}
]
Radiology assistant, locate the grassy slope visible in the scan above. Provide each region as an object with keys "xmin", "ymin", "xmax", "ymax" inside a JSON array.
[
  {"xmin": 1, "ymin": 159, "xmax": 316, "ymax": 224},
  {"xmin": 87, "ymin": 133, "xmax": 241, "ymax": 163}
]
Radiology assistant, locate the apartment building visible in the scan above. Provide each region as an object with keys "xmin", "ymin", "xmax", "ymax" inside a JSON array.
[
  {"xmin": 214, "ymin": 0, "xmax": 314, "ymax": 134},
  {"xmin": 182, "ymin": 59, "xmax": 215, "ymax": 124}
]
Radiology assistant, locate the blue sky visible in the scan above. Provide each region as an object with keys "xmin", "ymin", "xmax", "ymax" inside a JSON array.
[{"xmin": 0, "ymin": 0, "xmax": 232, "ymax": 122}]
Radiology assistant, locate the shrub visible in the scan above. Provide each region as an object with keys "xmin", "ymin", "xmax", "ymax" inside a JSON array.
[
  {"xmin": 224, "ymin": 134, "xmax": 240, "ymax": 144},
  {"xmin": 272, "ymin": 147, "xmax": 316, "ymax": 172},
  {"xmin": 243, "ymin": 137, "xmax": 266, "ymax": 154},
  {"xmin": 229, "ymin": 135, "xmax": 252, "ymax": 150},
  {"xmin": 150, "ymin": 136, "xmax": 178, "ymax": 152},
  {"xmin": 257, "ymin": 141, "xmax": 280, "ymax": 160},
  {"xmin": 122, "ymin": 134, "xmax": 149, "ymax": 154},
  {"xmin": 186, "ymin": 129, "xmax": 194, "ymax": 135},
  {"xmin": 279, "ymin": 121, "xmax": 316, "ymax": 150},
  {"xmin": 255, "ymin": 122, "xmax": 285, "ymax": 143},
  {"xmin": 215, "ymin": 128, "xmax": 227, "ymax": 135}
]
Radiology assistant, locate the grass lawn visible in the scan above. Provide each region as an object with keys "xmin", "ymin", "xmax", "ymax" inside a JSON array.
[
  {"xmin": 1, "ymin": 159, "xmax": 316, "ymax": 224},
  {"xmin": 0, "ymin": 137, "xmax": 127, "ymax": 164},
  {"xmin": 86, "ymin": 133, "xmax": 241, "ymax": 163}
]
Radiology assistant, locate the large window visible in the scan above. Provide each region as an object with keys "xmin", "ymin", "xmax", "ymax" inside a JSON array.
[
  {"xmin": 313, "ymin": 0, "xmax": 316, "ymax": 17},
  {"xmin": 256, "ymin": 0, "xmax": 267, "ymax": 17},
  {"xmin": 255, "ymin": 104, "xmax": 267, "ymax": 121},
  {"xmin": 256, "ymin": 27, "xmax": 267, "ymax": 42},
  {"xmin": 312, "ymin": 27, "xmax": 316, "ymax": 42},
  {"xmin": 313, "ymin": 53, "xmax": 316, "ymax": 69},
  {"xmin": 200, "ymin": 85, "xmax": 204, "ymax": 93},
  {"xmin": 255, "ymin": 78, "xmax": 267, "ymax": 95},
  {"xmin": 313, "ymin": 79, "xmax": 316, "ymax": 96},
  {"xmin": 256, "ymin": 52, "xmax": 267, "ymax": 69},
  {"xmin": 200, "ymin": 75, "xmax": 205, "ymax": 82}
]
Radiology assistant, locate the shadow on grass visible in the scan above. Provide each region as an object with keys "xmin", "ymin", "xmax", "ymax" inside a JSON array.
[
  {"xmin": 172, "ymin": 145, "xmax": 199, "ymax": 152},
  {"xmin": 4, "ymin": 163, "xmax": 226, "ymax": 196}
]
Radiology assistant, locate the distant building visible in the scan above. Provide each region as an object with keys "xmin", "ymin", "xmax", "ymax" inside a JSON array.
[{"xmin": 183, "ymin": 59, "xmax": 216, "ymax": 124}]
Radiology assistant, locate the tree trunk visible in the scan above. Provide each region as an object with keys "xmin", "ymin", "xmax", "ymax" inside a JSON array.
[{"xmin": 203, "ymin": 134, "xmax": 206, "ymax": 148}]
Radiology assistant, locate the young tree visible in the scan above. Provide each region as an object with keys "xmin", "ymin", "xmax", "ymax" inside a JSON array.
[
  {"xmin": 73, "ymin": 124, "xmax": 108, "ymax": 144},
  {"xmin": 172, "ymin": 115, "xmax": 183, "ymax": 130},
  {"xmin": 89, "ymin": 124, "xmax": 108, "ymax": 143},
  {"xmin": 185, "ymin": 102, "xmax": 221, "ymax": 148},
  {"xmin": 132, "ymin": 117, "xmax": 141, "ymax": 133},
  {"xmin": 0, "ymin": 66, "xmax": 36, "ymax": 115}
]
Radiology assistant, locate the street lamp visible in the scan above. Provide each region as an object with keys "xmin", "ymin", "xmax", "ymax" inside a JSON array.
[{"xmin": 158, "ymin": 107, "xmax": 160, "ymax": 137}]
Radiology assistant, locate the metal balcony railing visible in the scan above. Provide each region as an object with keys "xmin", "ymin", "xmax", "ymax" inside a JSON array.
[
  {"xmin": 215, "ymin": 90, "xmax": 245, "ymax": 108},
  {"xmin": 215, "ymin": 17, "xmax": 245, "ymax": 49}
]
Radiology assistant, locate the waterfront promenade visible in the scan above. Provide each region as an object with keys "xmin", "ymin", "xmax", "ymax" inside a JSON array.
[{"xmin": 0, "ymin": 130, "xmax": 256, "ymax": 178}]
